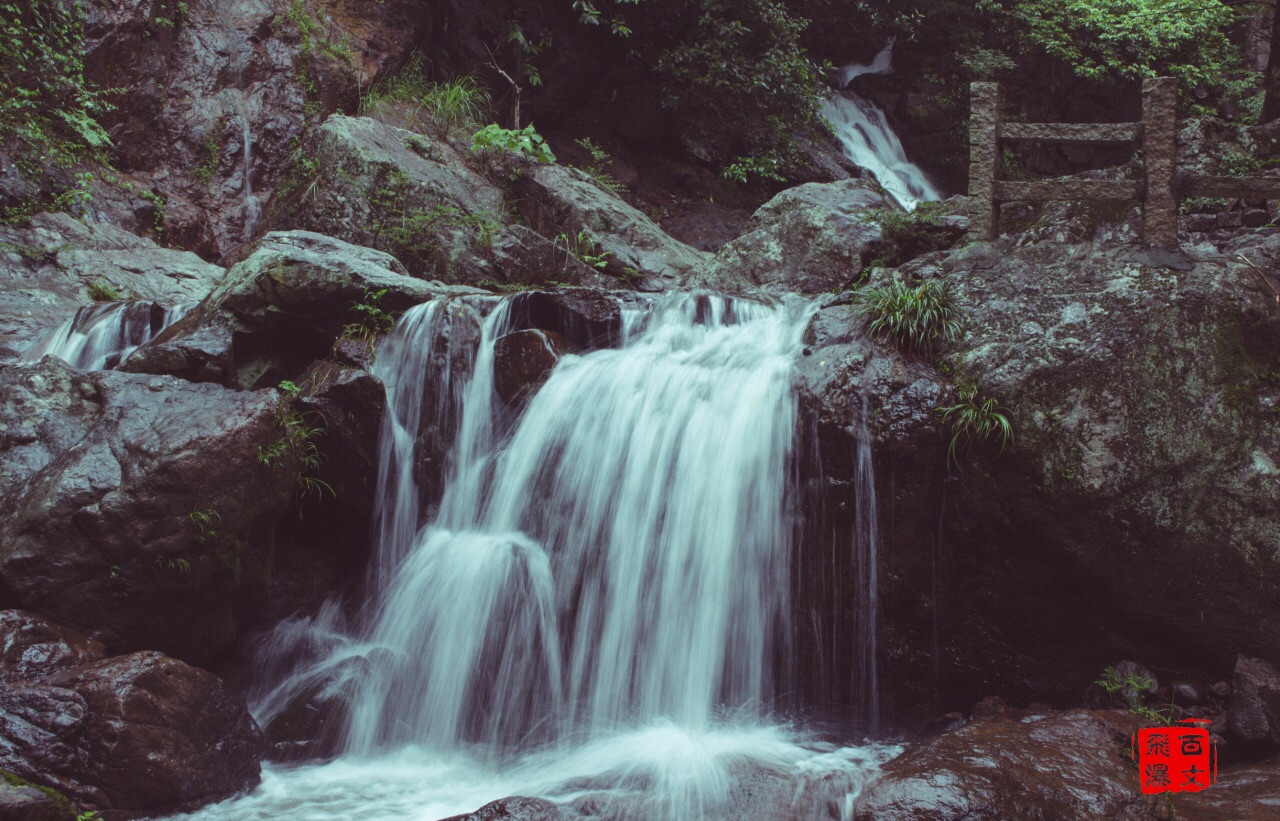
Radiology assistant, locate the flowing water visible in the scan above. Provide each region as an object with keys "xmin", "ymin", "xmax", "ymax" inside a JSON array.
[
  {"xmin": 177, "ymin": 293, "xmax": 896, "ymax": 821},
  {"xmin": 21, "ymin": 300, "xmax": 193, "ymax": 371},
  {"xmin": 821, "ymin": 41, "xmax": 942, "ymax": 210}
]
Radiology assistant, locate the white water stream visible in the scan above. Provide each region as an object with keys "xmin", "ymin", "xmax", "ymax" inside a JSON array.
[
  {"xmin": 175, "ymin": 293, "xmax": 895, "ymax": 821},
  {"xmin": 21, "ymin": 300, "xmax": 193, "ymax": 371},
  {"xmin": 822, "ymin": 41, "xmax": 942, "ymax": 210}
]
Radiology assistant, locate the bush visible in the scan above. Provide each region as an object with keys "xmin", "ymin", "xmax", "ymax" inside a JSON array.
[
  {"xmin": 853, "ymin": 277, "xmax": 960, "ymax": 357},
  {"xmin": 471, "ymin": 123, "xmax": 556, "ymax": 164}
]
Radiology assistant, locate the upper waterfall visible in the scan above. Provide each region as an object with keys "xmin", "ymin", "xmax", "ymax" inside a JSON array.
[{"xmin": 821, "ymin": 41, "xmax": 942, "ymax": 210}]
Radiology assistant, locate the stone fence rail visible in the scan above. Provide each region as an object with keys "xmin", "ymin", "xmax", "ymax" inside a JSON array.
[{"xmin": 967, "ymin": 78, "xmax": 1280, "ymax": 246}]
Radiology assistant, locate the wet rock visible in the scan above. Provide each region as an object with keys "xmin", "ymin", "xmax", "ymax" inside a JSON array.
[
  {"xmin": 1230, "ymin": 656, "xmax": 1280, "ymax": 744},
  {"xmin": 443, "ymin": 796, "xmax": 567, "ymax": 821},
  {"xmin": 0, "ymin": 649, "xmax": 262, "ymax": 812},
  {"xmin": 511, "ymin": 163, "xmax": 710, "ymax": 290},
  {"xmin": 493, "ymin": 330, "xmax": 566, "ymax": 407},
  {"xmin": 852, "ymin": 709, "xmax": 1147, "ymax": 820},
  {"xmin": 1175, "ymin": 757, "xmax": 1280, "ymax": 820},
  {"xmin": 696, "ymin": 179, "xmax": 888, "ymax": 294},
  {"xmin": 294, "ymin": 361, "xmax": 386, "ymax": 515},
  {"xmin": 273, "ymin": 116, "xmax": 605, "ymax": 289},
  {"xmin": 0, "ymin": 213, "xmax": 223, "ymax": 364},
  {"xmin": 509, "ymin": 290, "xmax": 623, "ymax": 351},
  {"xmin": 0, "ymin": 780, "xmax": 64, "ymax": 821},
  {"xmin": 971, "ymin": 696, "xmax": 1008, "ymax": 720},
  {"xmin": 1173, "ymin": 680, "xmax": 1207, "ymax": 706},
  {"xmin": 0, "ymin": 359, "xmax": 294, "ymax": 662},
  {"xmin": 124, "ymin": 230, "xmax": 449, "ymax": 389},
  {"xmin": 0, "ymin": 611, "xmax": 105, "ymax": 679}
]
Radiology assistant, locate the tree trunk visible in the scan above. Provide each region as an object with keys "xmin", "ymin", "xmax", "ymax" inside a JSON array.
[{"xmin": 1262, "ymin": 1, "xmax": 1280, "ymax": 121}]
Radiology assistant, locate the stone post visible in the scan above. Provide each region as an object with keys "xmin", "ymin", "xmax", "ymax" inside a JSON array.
[
  {"xmin": 1142, "ymin": 77, "xmax": 1178, "ymax": 247},
  {"xmin": 967, "ymin": 82, "xmax": 1003, "ymax": 243}
]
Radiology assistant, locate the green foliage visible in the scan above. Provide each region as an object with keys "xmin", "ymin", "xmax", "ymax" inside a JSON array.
[
  {"xmin": 555, "ymin": 229, "xmax": 612, "ymax": 270},
  {"xmin": 189, "ymin": 508, "xmax": 221, "ymax": 543},
  {"xmin": 858, "ymin": 202, "xmax": 955, "ymax": 268},
  {"xmin": 1096, "ymin": 666, "xmax": 1177, "ymax": 724},
  {"xmin": 505, "ymin": 21, "xmax": 552, "ymax": 88},
  {"xmin": 361, "ymin": 53, "xmax": 492, "ymax": 135},
  {"xmin": 654, "ymin": 0, "xmax": 826, "ymax": 171},
  {"xmin": 0, "ymin": 0, "xmax": 116, "ymax": 221},
  {"xmin": 1180, "ymin": 196, "xmax": 1227, "ymax": 215},
  {"xmin": 259, "ymin": 384, "xmax": 333, "ymax": 503},
  {"xmin": 195, "ymin": 136, "xmax": 222, "ymax": 185},
  {"xmin": 573, "ymin": 137, "xmax": 624, "ymax": 194},
  {"xmin": 341, "ymin": 288, "xmax": 398, "ymax": 345},
  {"xmin": 939, "ymin": 382, "xmax": 1013, "ymax": 469},
  {"xmin": 853, "ymin": 277, "xmax": 960, "ymax": 357},
  {"xmin": 471, "ymin": 123, "xmax": 556, "ymax": 164},
  {"xmin": 154, "ymin": 555, "xmax": 191, "ymax": 575},
  {"xmin": 1014, "ymin": 0, "xmax": 1249, "ymax": 112},
  {"xmin": 721, "ymin": 156, "xmax": 785, "ymax": 185},
  {"xmin": 88, "ymin": 279, "xmax": 121, "ymax": 302}
]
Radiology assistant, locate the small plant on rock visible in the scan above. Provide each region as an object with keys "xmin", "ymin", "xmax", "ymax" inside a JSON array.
[
  {"xmin": 857, "ymin": 202, "xmax": 954, "ymax": 268},
  {"xmin": 341, "ymin": 288, "xmax": 398, "ymax": 346},
  {"xmin": 259, "ymin": 383, "xmax": 334, "ymax": 503},
  {"xmin": 939, "ymin": 382, "xmax": 1013, "ymax": 470},
  {"xmin": 573, "ymin": 137, "xmax": 624, "ymax": 194},
  {"xmin": 189, "ymin": 507, "xmax": 221, "ymax": 543},
  {"xmin": 555, "ymin": 229, "xmax": 611, "ymax": 270},
  {"xmin": 471, "ymin": 123, "xmax": 556, "ymax": 164},
  {"xmin": 87, "ymin": 279, "xmax": 120, "ymax": 301},
  {"xmin": 853, "ymin": 277, "xmax": 960, "ymax": 357}
]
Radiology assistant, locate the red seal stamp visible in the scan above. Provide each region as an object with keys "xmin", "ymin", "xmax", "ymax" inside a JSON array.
[{"xmin": 1133, "ymin": 720, "xmax": 1217, "ymax": 795}]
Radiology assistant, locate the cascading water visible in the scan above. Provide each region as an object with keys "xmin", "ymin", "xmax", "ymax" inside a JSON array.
[
  {"xmin": 821, "ymin": 41, "xmax": 942, "ymax": 210},
  {"xmin": 205, "ymin": 0, "xmax": 260, "ymax": 239},
  {"xmin": 180, "ymin": 293, "xmax": 898, "ymax": 821},
  {"xmin": 21, "ymin": 300, "xmax": 193, "ymax": 371},
  {"xmin": 852, "ymin": 394, "xmax": 881, "ymax": 737}
]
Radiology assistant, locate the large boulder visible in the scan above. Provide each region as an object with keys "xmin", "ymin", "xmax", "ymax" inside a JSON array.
[
  {"xmin": 510, "ymin": 163, "xmax": 711, "ymax": 290},
  {"xmin": 493, "ymin": 330, "xmax": 566, "ymax": 407},
  {"xmin": 0, "ymin": 358, "xmax": 294, "ymax": 662},
  {"xmin": 122, "ymin": 230, "xmax": 463, "ymax": 388},
  {"xmin": 270, "ymin": 115, "xmax": 607, "ymax": 288},
  {"xmin": 0, "ymin": 213, "xmax": 223, "ymax": 364},
  {"xmin": 0, "ymin": 611, "xmax": 262, "ymax": 813},
  {"xmin": 696, "ymin": 179, "xmax": 889, "ymax": 294},
  {"xmin": 852, "ymin": 709, "xmax": 1149, "ymax": 819}
]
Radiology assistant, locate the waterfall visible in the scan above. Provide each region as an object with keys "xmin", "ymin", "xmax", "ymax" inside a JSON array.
[
  {"xmin": 204, "ymin": 0, "xmax": 260, "ymax": 239},
  {"xmin": 184, "ymin": 293, "xmax": 898, "ymax": 821},
  {"xmin": 821, "ymin": 41, "xmax": 942, "ymax": 210},
  {"xmin": 21, "ymin": 301, "xmax": 193, "ymax": 371}
]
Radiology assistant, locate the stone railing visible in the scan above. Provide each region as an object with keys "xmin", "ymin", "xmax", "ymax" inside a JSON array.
[{"xmin": 967, "ymin": 77, "xmax": 1280, "ymax": 246}]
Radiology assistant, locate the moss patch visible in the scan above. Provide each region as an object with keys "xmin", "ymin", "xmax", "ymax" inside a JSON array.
[{"xmin": 0, "ymin": 770, "xmax": 81, "ymax": 821}]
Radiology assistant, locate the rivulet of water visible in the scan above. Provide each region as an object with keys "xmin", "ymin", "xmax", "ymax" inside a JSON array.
[{"xmin": 21, "ymin": 300, "xmax": 193, "ymax": 371}]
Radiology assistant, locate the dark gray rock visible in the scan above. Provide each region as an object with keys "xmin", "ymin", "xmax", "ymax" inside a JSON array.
[
  {"xmin": 1230, "ymin": 656, "xmax": 1280, "ymax": 744},
  {"xmin": 0, "ymin": 359, "xmax": 294, "ymax": 662},
  {"xmin": 493, "ymin": 330, "xmax": 565, "ymax": 407},
  {"xmin": 272, "ymin": 116, "xmax": 609, "ymax": 289},
  {"xmin": 0, "ymin": 611, "xmax": 105, "ymax": 680},
  {"xmin": 697, "ymin": 179, "xmax": 888, "ymax": 294},
  {"xmin": 123, "ymin": 230, "xmax": 457, "ymax": 389},
  {"xmin": 511, "ymin": 163, "xmax": 710, "ymax": 290},
  {"xmin": 0, "ymin": 648, "xmax": 262, "ymax": 812}
]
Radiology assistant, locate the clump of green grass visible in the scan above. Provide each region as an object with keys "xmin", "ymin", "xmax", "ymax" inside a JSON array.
[
  {"xmin": 853, "ymin": 278, "xmax": 960, "ymax": 357},
  {"xmin": 939, "ymin": 382, "xmax": 1013, "ymax": 470},
  {"xmin": 87, "ymin": 279, "xmax": 120, "ymax": 301},
  {"xmin": 360, "ymin": 53, "xmax": 491, "ymax": 135}
]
